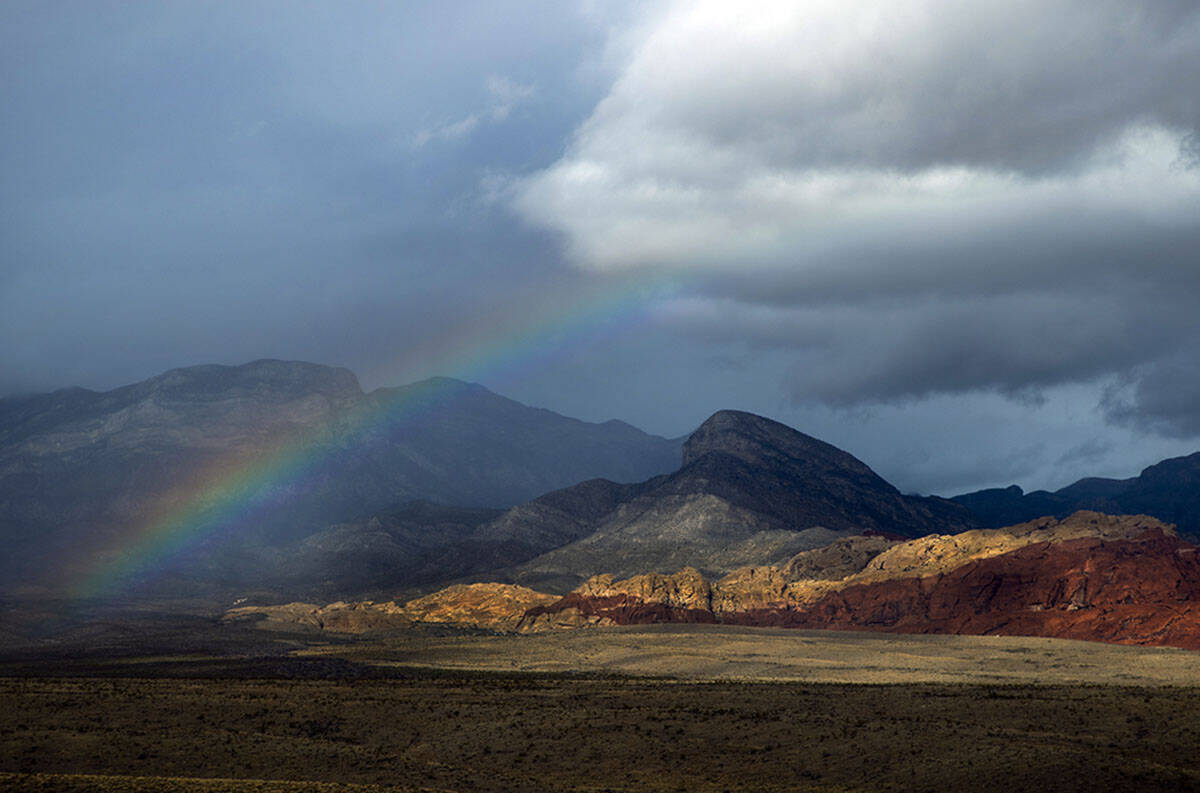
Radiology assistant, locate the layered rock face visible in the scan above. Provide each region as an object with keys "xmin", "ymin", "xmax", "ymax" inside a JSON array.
[
  {"xmin": 762, "ymin": 529, "xmax": 1200, "ymax": 649},
  {"xmin": 517, "ymin": 512, "xmax": 1200, "ymax": 649},
  {"xmin": 228, "ymin": 512, "xmax": 1200, "ymax": 649}
]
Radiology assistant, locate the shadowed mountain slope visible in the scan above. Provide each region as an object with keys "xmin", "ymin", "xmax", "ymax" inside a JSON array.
[
  {"xmin": 271, "ymin": 410, "xmax": 977, "ymax": 598},
  {"xmin": 0, "ymin": 360, "xmax": 680, "ymax": 591},
  {"xmin": 487, "ymin": 410, "xmax": 978, "ymax": 591}
]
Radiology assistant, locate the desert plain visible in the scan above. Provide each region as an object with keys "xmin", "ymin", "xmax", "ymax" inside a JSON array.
[{"xmin": 3, "ymin": 617, "xmax": 1200, "ymax": 793}]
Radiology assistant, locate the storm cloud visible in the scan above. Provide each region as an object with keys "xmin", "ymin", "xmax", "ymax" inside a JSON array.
[
  {"xmin": 3, "ymin": 1, "xmax": 1200, "ymax": 496},
  {"xmin": 516, "ymin": 0, "xmax": 1200, "ymax": 436}
]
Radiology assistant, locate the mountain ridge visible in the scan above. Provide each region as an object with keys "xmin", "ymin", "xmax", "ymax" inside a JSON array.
[
  {"xmin": 475, "ymin": 410, "xmax": 978, "ymax": 591},
  {"xmin": 0, "ymin": 359, "xmax": 682, "ymax": 594},
  {"xmin": 265, "ymin": 408, "xmax": 979, "ymax": 598},
  {"xmin": 953, "ymin": 451, "xmax": 1200, "ymax": 536}
]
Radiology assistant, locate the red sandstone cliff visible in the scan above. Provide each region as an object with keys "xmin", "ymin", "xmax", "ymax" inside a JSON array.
[
  {"xmin": 732, "ymin": 529, "xmax": 1200, "ymax": 649},
  {"xmin": 520, "ymin": 513, "xmax": 1200, "ymax": 649}
]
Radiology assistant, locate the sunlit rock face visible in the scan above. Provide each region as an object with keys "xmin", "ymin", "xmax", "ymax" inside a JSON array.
[
  {"xmin": 516, "ymin": 512, "xmax": 1200, "ymax": 650},
  {"xmin": 224, "ymin": 582, "xmax": 558, "ymax": 634}
]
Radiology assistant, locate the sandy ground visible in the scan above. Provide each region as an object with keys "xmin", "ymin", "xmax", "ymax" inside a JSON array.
[{"xmin": 299, "ymin": 623, "xmax": 1200, "ymax": 685}]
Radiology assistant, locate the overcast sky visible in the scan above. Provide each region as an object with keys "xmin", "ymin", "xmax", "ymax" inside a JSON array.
[{"xmin": 3, "ymin": 1, "xmax": 1199, "ymax": 496}]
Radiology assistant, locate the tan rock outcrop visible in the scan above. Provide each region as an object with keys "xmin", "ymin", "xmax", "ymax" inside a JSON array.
[
  {"xmin": 517, "ymin": 512, "xmax": 1200, "ymax": 648},
  {"xmin": 782, "ymin": 535, "xmax": 898, "ymax": 580},
  {"xmin": 228, "ymin": 512, "xmax": 1194, "ymax": 649},
  {"xmin": 749, "ymin": 527, "xmax": 1200, "ymax": 650},
  {"xmin": 853, "ymin": 511, "xmax": 1172, "ymax": 583},
  {"xmin": 224, "ymin": 599, "xmax": 410, "ymax": 633},
  {"xmin": 398, "ymin": 582, "xmax": 558, "ymax": 631},
  {"xmin": 224, "ymin": 582, "xmax": 557, "ymax": 634},
  {"xmin": 711, "ymin": 566, "xmax": 793, "ymax": 612},
  {"xmin": 576, "ymin": 567, "xmax": 712, "ymax": 610}
]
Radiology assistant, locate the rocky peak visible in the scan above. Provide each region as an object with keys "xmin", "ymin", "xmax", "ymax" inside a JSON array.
[{"xmin": 682, "ymin": 410, "xmax": 875, "ymax": 479}]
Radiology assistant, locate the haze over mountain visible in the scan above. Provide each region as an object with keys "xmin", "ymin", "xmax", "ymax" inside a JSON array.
[{"xmin": 0, "ymin": 359, "xmax": 680, "ymax": 591}]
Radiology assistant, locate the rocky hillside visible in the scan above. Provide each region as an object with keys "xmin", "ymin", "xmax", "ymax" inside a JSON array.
[
  {"xmin": 953, "ymin": 451, "xmax": 1200, "ymax": 536},
  {"xmin": 521, "ymin": 512, "xmax": 1200, "ymax": 649},
  {"xmin": 263, "ymin": 409, "xmax": 977, "ymax": 598},
  {"xmin": 226, "ymin": 582, "xmax": 557, "ymax": 633},
  {"xmin": 495, "ymin": 410, "xmax": 977, "ymax": 590},
  {"xmin": 238, "ymin": 512, "xmax": 1200, "ymax": 650},
  {"xmin": 0, "ymin": 360, "xmax": 680, "ymax": 591}
]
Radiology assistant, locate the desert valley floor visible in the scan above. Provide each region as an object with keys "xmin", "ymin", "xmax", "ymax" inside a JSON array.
[{"xmin": 3, "ymin": 621, "xmax": 1200, "ymax": 793}]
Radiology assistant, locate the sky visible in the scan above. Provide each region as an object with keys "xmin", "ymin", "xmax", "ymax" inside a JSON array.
[{"xmin": 3, "ymin": 0, "xmax": 1199, "ymax": 497}]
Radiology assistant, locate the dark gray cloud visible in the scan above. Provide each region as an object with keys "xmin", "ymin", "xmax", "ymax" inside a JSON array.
[
  {"xmin": 660, "ymin": 288, "xmax": 1196, "ymax": 407},
  {"xmin": 3, "ymin": 1, "xmax": 1199, "ymax": 497},
  {"xmin": 0, "ymin": 0, "xmax": 615, "ymax": 394},
  {"xmin": 1056, "ymin": 438, "xmax": 1116, "ymax": 471},
  {"xmin": 1104, "ymin": 355, "xmax": 1200, "ymax": 438},
  {"xmin": 516, "ymin": 0, "xmax": 1200, "ymax": 444}
]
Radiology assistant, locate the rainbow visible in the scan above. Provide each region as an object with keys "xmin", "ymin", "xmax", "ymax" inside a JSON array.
[{"xmin": 74, "ymin": 272, "xmax": 680, "ymax": 600}]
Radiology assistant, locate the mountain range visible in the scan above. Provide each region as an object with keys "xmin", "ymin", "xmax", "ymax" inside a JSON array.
[
  {"xmin": 0, "ymin": 360, "xmax": 679, "ymax": 591},
  {"xmin": 235, "ymin": 511, "xmax": 1200, "ymax": 650},
  {"xmin": 282, "ymin": 409, "xmax": 978, "ymax": 597},
  {"xmin": 6, "ymin": 358, "xmax": 1200, "ymax": 654},
  {"xmin": 952, "ymin": 454, "xmax": 1200, "ymax": 536}
]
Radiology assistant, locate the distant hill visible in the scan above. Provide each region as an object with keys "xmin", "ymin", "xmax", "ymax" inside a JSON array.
[
  {"xmin": 952, "ymin": 452, "xmax": 1200, "ymax": 536},
  {"xmin": 289, "ymin": 409, "xmax": 979, "ymax": 597},
  {"xmin": 499, "ymin": 410, "xmax": 977, "ymax": 591},
  {"xmin": 0, "ymin": 360, "xmax": 681, "ymax": 590}
]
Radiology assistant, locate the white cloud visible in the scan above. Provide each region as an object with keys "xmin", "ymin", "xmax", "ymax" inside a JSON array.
[
  {"xmin": 516, "ymin": 1, "xmax": 1200, "ymax": 271},
  {"xmin": 511, "ymin": 0, "xmax": 1200, "ymax": 432}
]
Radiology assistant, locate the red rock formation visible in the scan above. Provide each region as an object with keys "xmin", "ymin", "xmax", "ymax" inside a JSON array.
[
  {"xmin": 230, "ymin": 512, "xmax": 1200, "ymax": 649},
  {"xmin": 766, "ymin": 529, "xmax": 1200, "ymax": 649},
  {"xmin": 523, "ymin": 524, "xmax": 1200, "ymax": 650}
]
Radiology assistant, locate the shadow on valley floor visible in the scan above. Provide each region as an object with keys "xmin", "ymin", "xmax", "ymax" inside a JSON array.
[
  {"xmin": 3, "ymin": 674, "xmax": 1200, "ymax": 793},
  {"xmin": 3, "ymin": 612, "xmax": 1200, "ymax": 792}
]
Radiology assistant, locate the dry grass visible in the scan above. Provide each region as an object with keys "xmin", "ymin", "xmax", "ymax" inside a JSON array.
[
  {"xmin": 0, "ymin": 772, "xmax": 415, "ymax": 792},
  {"xmin": 303, "ymin": 623, "xmax": 1200, "ymax": 685},
  {"xmin": 3, "ymin": 673, "xmax": 1200, "ymax": 792},
  {"xmin": 4, "ymin": 623, "xmax": 1200, "ymax": 791}
]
